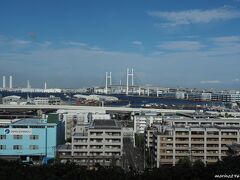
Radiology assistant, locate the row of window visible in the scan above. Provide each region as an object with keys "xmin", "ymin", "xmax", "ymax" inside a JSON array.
[
  {"xmin": 0, "ymin": 145, "xmax": 39, "ymax": 150},
  {"xmin": 3, "ymin": 126, "xmax": 55, "ymax": 128},
  {"xmin": 0, "ymin": 135, "xmax": 39, "ymax": 140}
]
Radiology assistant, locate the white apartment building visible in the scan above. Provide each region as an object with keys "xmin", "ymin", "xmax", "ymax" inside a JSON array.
[
  {"xmin": 58, "ymin": 119, "xmax": 123, "ymax": 167},
  {"xmin": 61, "ymin": 112, "xmax": 111, "ymax": 140},
  {"xmin": 62, "ymin": 112, "xmax": 88, "ymax": 140},
  {"xmin": 134, "ymin": 114, "xmax": 162, "ymax": 134},
  {"xmin": 145, "ymin": 117, "xmax": 240, "ymax": 167}
]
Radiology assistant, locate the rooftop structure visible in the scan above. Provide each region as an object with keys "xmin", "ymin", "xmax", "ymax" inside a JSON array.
[{"xmin": 90, "ymin": 119, "xmax": 121, "ymax": 129}]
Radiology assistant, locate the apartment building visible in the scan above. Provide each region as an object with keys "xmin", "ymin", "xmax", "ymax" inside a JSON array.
[
  {"xmin": 145, "ymin": 117, "xmax": 240, "ymax": 167},
  {"xmin": 58, "ymin": 119, "xmax": 123, "ymax": 167},
  {"xmin": 134, "ymin": 113, "xmax": 162, "ymax": 134},
  {"xmin": 61, "ymin": 112, "xmax": 110, "ymax": 141}
]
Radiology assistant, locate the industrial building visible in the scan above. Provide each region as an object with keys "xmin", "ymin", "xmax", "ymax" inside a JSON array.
[
  {"xmin": 33, "ymin": 96, "xmax": 61, "ymax": 105},
  {"xmin": 145, "ymin": 117, "xmax": 240, "ymax": 167},
  {"xmin": 2, "ymin": 95, "xmax": 23, "ymax": 105},
  {"xmin": 0, "ymin": 118, "xmax": 64, "ymax": 164},
  {"xmin": 58, "ymin": 119, "xmax": 123, "ymax": 167}
]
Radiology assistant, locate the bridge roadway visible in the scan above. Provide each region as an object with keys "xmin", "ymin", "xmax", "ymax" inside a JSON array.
[{"xmin": 0, "ymin": 104, "xmax": 195, "ymax": 113}]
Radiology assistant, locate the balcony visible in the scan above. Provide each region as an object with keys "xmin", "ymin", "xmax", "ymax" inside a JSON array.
[
  {"xmin": 206, "ymin": 135, "xmax": 219, "ymax": 138},
  {"xmin": 191, "ymin": 152, "xmax": 205, "ymax": 156},
  {"xmin": 58, "ymin": 154, "xmax": 72, "ymax": 159},
  {"xmin": 190, "ymin": 146, "xmax": 204, "ymax": 150},
  {"xmin": 190, "ymin": 134, "xmax": 204, "ymax": 137},
  {"xmin": 105, "ymin": 148, "xmax": 121, "ymax": 152},
  {"xmin": 206, "ymin": 159, "xmax": 218, "ymax": 163},
  {"xmin": 175, "ymin": 152, "xmax": 188, "ymax": 156},
  {"xmin": 159, "ymin": 159, "xmax": 174, "ymax": 164},
  {"xmin": 175, "ymin": 134, "xmax": 189, "ymax": 138},
  {"xmin": 175, "ymin": 146, "xmax": 189, "ymax": 150},
  {"xmin": 175, "ymin": 139, "xmax": 189, "ymax": 143}
]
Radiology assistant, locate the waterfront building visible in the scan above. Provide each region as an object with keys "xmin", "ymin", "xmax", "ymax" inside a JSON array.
[
  {"xmin": 145, "ymin": 117, "xmax": 240, "ymax": 167},
  {"xmin": 33, "ymin": 97, "xmax": 49, "ymax": 105},
  {"xmin": 58, "ymin": 119, "xmax": 123, "ymax": 167},
  {"xmin": 2, "ymin": 95, "xmax": 23, "ymax": 105},
  {"xmin": 48, "ymin": 95, "xmax": 62, "ymax": 105},
  {"xmin": 32, "ymin": 96, "xmax": 61, "ymax": 105},
  {"xmin": 211, "ymin": 92, "xmax": 240, "ymax": 102},
  {"xmin": 201, "ymin": 93, "xmax": 212, "ymax": 101},
  {"xmin": 175, "ymin": 92, "xmax": 185, "ymax": 99}
]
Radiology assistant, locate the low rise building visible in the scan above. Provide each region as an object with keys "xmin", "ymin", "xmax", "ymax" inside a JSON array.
[
  {"xmin": 2, "ymin": 95, "xmax": 23, "ymax": 105},
  {"xmin": 33, "ymin": 97, "xmax": 49, "ymax": 105},
  {"xmin": 0, "ymin": 118, "xmax": 63, "ymax": 164},
  {"xmin": 48, "ymin": 95, "xmax": 61, "ymax": 105}
]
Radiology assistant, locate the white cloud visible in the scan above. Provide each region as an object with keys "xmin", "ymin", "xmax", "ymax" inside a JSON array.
[
  {"xmin": 211, "ymin": 36, "xmax": 240, "ymax": 43},
  {"xmin": 148, "ymin": 6, "xmax": 240, "ymax": 27},
  {"xmin": 62, "ymin": 41, "xmax": 88, "ymax": 47},
  {"xmin": 157, "ymin": 41, "xmax": 203, "ymax": 51},
  {"xmin": 38, "ymin": 41, "xmax": 52, "ymax": 47},
  {"xmin": 10, "ymin": 39, "xmax": 32, "ymax": 47},
  {"xmin": 203, "ymin": 36, "xmax": 240, "ymax": 57},
  {"xmin": 1, "ymin": 35, "xmax": 240, "ymax": 88},
  {"xmin": 132, "ymin": 41, "xmax": 143, "ymax": 45},
  {"xmin": 61, "ymin": 41, "xmax": 103, "ymax": 52},
  {"xmin": 233, "ymin": 78, "xmax": 240, "ymax": 82},
  {"xmin": 151, "ymin": 51, "xmax": 164, "ymax": 56},
  {"xmin": 0, "ymin": 36, "xmax": 53, "ymax": 49},
  {"xmin": 200, "ymin": 80, "xmax": 221, "ymax": 84}
]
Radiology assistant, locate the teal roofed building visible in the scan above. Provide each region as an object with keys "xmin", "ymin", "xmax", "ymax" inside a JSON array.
[{"xmin": 0, "ymin": 118, "xmax": 64, "ymax": 164}]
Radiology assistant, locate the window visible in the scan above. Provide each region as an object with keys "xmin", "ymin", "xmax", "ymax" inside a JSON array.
[
  {"xmin": 30, "ymin": 126, "xmax": 45, "ymax": 128},
  {"xmin": 13, "ymin": 135, "xmax": 23, "ymax": 140},
  {"xmin": 0, "ymin": 135, "xmax": 6, "ymax": 140},
  {"xmin": 0, "ymin": 145, "xmax": 6, "ymax": 150},
  {"xmin": 12, "ymin": 126, "xmax": 28, "ymax": 128},
  {"xmin": 30, "ymin": 135, "xmax": 39, "ymax": 140},
  {"xmin": 13, "ymin": 145, "xmax": 22, "ymax": 150},
  {"xmin": 29, "ymin": 145, "xmax": 39, "ymax": 150},
  {"xmin": 47, "ymin": 126, "xmax": 54, "ymax": 128}
]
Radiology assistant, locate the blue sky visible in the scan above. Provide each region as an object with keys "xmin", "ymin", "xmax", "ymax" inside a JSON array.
[{"xmin": 1, "ymin": 0, "xmax": 240, "ymax": 89}]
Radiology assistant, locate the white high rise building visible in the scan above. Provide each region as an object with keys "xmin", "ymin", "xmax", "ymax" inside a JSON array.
[
  {"xmin": 2, "ymin": 76, "xmax": 6, "ymax": 89},
  {"xmin": 9, "ymin": 76, "xmax": 12, "ymax": 89}
]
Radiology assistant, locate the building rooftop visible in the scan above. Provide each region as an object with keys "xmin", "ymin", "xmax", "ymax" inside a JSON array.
[
  {"xmin": 165, "ymin": 117, "xmax": 240, "ymax": 122},
  {"xmin": 12, "ymin": 118, "xmax": 56, "ymax": 126},
  {"xmin": 90, "ymin": 119, "xmax": 121, "ymax": 129},
  {"xmin": 158, "ymin": 124, "xmax": 240, "ymax": 131}
]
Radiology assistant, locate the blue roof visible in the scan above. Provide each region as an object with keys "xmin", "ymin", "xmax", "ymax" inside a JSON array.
[{"xmin": 12, "ymin": 119, "xmax": 56, "ymax": 126}]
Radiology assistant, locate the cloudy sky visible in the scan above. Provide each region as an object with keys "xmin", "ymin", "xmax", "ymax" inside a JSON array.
[{"xmin": 1, "ymin": 0, "xmax": 240, "ymax": 89}]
